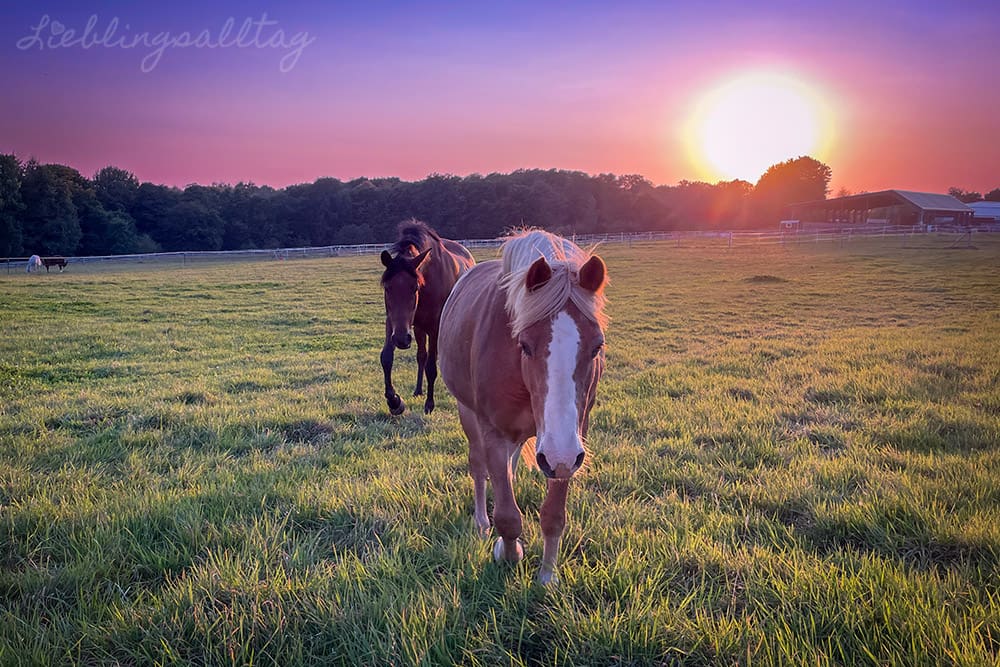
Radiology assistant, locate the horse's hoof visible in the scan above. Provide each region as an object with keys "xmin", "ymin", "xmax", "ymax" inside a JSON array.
[
  {"xmin": 537, "ymin": 568, "xmax": 560, "ymax": 586},
  {"xmin": 387, "ymin": 395, "xmax": 405, "ymax": 415},
  {"xmin": 413, "ymin": 388, "xmax": 423, "ymax": 396},
  {"xmin": 423, "ymin": 399, "xmax": 434, "ymax": 415},
  {"xmin": 474, "ymin": 514, "xmax": 490, "ymax": 537},
  {"xmin": 493, "ymin": 537, "xmax": 523, "ymax": 563}
]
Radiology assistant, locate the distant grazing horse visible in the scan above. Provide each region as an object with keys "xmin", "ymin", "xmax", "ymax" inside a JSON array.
[
  {"xmin": 380, "ymin": 220, "xmax": 475, "ymax": 415},
  {"xmin": 26, "ymin": 255, "xmax": 42, "ymax": 273},
  {"xmin": 42, "ymin": 257, "xmax": 67, "ymax": 272},
  {"xmin": 438, "ymin": 230, "xmax": 608, "ymax": 584}
]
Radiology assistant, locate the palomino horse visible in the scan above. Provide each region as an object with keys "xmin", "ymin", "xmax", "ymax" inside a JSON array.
[
  {"xmin": 438, "ymin": 230, "xmax": 608, "ymax": 584},
  {"xmin": 380, "ymin": 220, "xmax": 475, "ymax": 415}
]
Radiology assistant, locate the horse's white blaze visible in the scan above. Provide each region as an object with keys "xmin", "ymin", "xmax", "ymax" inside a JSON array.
[{"xmin": 541, "ymin": 311, "xmax": 582, "ymax": 469}]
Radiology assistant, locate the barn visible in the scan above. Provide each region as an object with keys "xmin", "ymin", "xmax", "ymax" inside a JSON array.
[
  {"xmin": 785, "ymin": 190, "xmax": 975, "ymax": 228},
  {"xmin": 968, "ymin": 201, "xmax": 1000, "ymax": 223}
]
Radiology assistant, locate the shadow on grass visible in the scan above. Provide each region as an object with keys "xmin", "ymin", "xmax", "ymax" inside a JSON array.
[
  {"xmin": 804, "ymin": 509, "xmax": 999, "ymax": 576},
  {"xmin": 889, "ymin": 420, "xmax": 996, "ymax": 454},
  {"xmin": 327, "ymin": 409, "xmax": 429, "ymax": 436},
  {"xmin": 752, "ymin": 495, "xmax": 998, "ymax": 575},
  {"xmin": 2, "ymin": 465, "xmax": 411, "ymax": 616}
]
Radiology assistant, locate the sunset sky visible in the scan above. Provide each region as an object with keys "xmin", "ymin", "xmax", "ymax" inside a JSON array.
[{"xmin": 3, "ymin": 1, "xmax": 998, "ymax": 193}]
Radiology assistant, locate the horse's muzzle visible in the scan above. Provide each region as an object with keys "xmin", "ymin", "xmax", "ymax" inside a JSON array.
[
  {"xmin": 393, "ymin": 332, "xmax": 413, "ymax": 349},
  {"xmin": 536, "ymin": 451, "xmax": 585, "ymax": 479}
]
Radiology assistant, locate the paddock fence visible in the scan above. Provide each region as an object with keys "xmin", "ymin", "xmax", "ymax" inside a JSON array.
[{"xmin": 5, "ymin": 223, "xmax": 1000, "ymax": 274}]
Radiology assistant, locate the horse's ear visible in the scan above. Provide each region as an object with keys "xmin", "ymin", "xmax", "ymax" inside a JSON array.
[
  {"xmin": 380, "ymin": 250, "xmax": 393, "ymax": 267},
  {"xmin": 578, "ymin": 255, "xmax": 607, "ymax": 293},
  {"xmin": 411, "ymin": 248, "xmax": 431, "ymax": 270},
  {"xmin": 525, "ymin": 256, "xmax": 552, "ymax": 292}
]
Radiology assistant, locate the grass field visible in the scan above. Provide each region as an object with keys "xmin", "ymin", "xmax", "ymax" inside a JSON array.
[{"xmin": 2, "ymin": 237, "xmax": 999, "ymax": 665}]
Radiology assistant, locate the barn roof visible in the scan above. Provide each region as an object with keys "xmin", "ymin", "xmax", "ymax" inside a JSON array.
[
  {"xmin": 969, "ymin": 201, "xmax": 1000, "ymax": 217},
  {"xmin": 789, "ymin": 189, "xmax": 973, "ymax": 213},
  {"xmin": 892, "ymin": 190, "xmax": 972, "ymax": 212}
]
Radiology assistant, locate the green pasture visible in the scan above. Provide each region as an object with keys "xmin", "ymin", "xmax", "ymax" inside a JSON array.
[{"xmin": 1, "ymin": 237, "xmax": 998, "ymax": 665}]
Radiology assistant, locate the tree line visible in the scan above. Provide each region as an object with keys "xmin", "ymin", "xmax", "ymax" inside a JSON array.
[
  {"xmin": 948, "ymin": 187, "xmax": 1000, "ymax": 204},
  {"xmin": 0, "ymin": 153, "xmax": 858, "ymax": 257}
]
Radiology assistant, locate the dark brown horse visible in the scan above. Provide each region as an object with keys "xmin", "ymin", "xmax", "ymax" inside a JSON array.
[
  {"xmin": 42, "ymin": 257, "xmax": 67, "ymax": 272},
  {"xmin": 380, "ymin": 220, "xmax": 475, "ymax": 415},
  {"xmin": 438, "ymin": 230, "xmax": 608, "ymax": 584}
]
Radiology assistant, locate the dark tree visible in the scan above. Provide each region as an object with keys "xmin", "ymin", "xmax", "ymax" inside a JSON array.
[
  {"xmin": 19, "ymin": 162, "xmax": 82, "ymax": 255},
  {"xmin": 985, "ymin": 188, "xmax": 1000, "ymax": 202},
  {"xmin": 93, "ymin": 166, "xmax": 140, "ymax": 213},
  {"xmin": 162, "ymin": 200, "xmax": 224, "ymax": 251},
  {"xmin": 948, "ymin": 187, "xmax": 983, "ymax": 203},
  {"xmin": 77, "ymin": 197, "xmax": 144, "ymax": 255},
  {"xmin": 282, "ymin": 177, "xmax": 353, "ymax": 247},
  {"xmin": 751, "ymin": 156, "xmax": 832, "ymax": 225},
  {"xmin": 131, "ymin": 183, "xmax": 181, "ymax": 249},
  {"xmin": 217, "ymin": 182, "xmax": 281, "ymax": 249},
  {"xmin": 0, "ymin": 154, "xmax": 24, "ymax": 256},
  {"xmin": 334, "ymin": 223, "xmax": 372, "ymax": 245}
]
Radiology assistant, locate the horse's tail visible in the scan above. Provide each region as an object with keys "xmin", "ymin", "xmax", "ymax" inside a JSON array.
[{"xmin": 519, "ymin": 437, "xmax": 538, "ymax": 471}]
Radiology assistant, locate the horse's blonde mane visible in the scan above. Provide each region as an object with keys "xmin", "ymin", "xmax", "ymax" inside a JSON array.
[{"xmin": 498, "ymin": 229, "xmax": 607, "ymax": 338}]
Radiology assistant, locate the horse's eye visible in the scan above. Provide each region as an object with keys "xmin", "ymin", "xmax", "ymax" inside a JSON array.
[
  {"xmin": 519, "ymin": 342, "xmax": 533, "ymax": 358},
  {"xmin": 592, "ymin": 343, "xmax": 604, "ymax": 359}
]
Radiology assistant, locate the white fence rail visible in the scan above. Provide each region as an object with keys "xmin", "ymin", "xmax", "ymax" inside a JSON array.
[{"xmin": 5, "ymin": 224, "xmax": 999, "ymax": 273}]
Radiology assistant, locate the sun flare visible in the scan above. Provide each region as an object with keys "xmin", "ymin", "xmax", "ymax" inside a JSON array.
[{"xmin": 685, "ymin": 71, "xmax": 833, "ymax": 183}]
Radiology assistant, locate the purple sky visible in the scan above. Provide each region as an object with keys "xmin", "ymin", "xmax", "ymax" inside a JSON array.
[{"xmin": 3, "ymin": 1, "xmax": 999, "ymax": 192}]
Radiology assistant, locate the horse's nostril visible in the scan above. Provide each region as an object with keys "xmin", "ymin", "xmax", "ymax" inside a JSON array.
[
  {"xmin": 574, "ymin": 452, "xmax": 586, "ymax": 469},
  {"xmin": 536, "ymin": 452, "xmax": 555, "ymax": 478}
]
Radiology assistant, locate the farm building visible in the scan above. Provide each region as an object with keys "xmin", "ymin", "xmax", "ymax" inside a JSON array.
[
  {"xmin": 968, "ymin": 201, "xmax": 1000, "ymax": 222},
  {"xmin": 785, "ymin": 190, "xmax": 975, "ymax": 228}
]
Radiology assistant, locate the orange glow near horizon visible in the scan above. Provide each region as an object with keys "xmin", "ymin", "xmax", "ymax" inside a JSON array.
[{"xmin": 684, "ymin": 70, "xmax": 836, "ymax": 184}]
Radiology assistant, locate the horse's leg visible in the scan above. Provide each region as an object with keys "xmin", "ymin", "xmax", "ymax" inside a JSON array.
[
  {"xmin": 458, "ymin": 402, "xmax": 490, "ymax": 536},
  {"xmin": 485, "ymin": 431, "xmax": 523, "ymax": 562},
  {"xmin": 510, "ymin": 438, "xmax": 531, "ymax": 481},
  {"xmin": 423, "ymin": 330, "xmax": 438, "ymax": 414},
  {"xmin": 413, "ymin": 328, "xmax": 427, "ymax": 396},
  {"xmin": 538, "ymin": 478, "xmax": 571, "ymax": 585},
  {"xmin": 380, "ymin": 319, "xmax": 404, "ymax": 415}
]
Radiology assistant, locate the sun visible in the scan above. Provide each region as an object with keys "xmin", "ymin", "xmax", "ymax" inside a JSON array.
[{"xmin": 684, "ymin": 70, "xmax": 833, "ymax": 183}]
